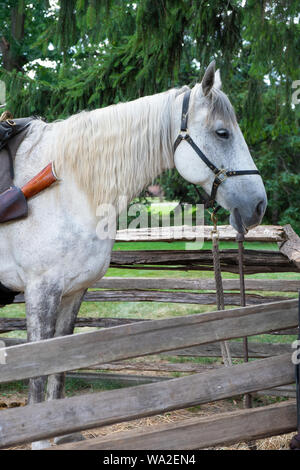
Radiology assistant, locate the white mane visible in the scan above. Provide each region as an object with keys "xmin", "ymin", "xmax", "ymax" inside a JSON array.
[{"xmin": 46, "ymin": 87, "xmax": 187, "ymax": 210}]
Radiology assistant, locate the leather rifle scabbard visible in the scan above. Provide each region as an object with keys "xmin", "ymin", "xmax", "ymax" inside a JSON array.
[
  {"xmin": 21, "ymin": 162, "xmax": 58, "ymax": 199},
  {"xmin": 0, "ymin": 186, "xmax": 28, "ymax": 223}
]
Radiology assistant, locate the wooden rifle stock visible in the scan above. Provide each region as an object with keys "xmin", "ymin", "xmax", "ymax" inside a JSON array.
[{"xmin": 21, "ymin": 163, "xmax": 58, "ymax": 199}]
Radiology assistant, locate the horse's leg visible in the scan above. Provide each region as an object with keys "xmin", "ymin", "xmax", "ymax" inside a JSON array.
[
  {"xmin": 25, "ymin": 278, "xmax": 63, "ymax": 450},
  {"xmin": 46, "ymin": 289, "xmax": 87, "ymax": 445}
]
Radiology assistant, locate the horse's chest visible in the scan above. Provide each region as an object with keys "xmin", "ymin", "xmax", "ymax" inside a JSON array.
[
  {"xmin": 58, "ymin": 233, "xmax": 114, "ymax": 293},
  {"xmin": 0, "ymin": 218, "xmax": 114, "ymax": 294}
]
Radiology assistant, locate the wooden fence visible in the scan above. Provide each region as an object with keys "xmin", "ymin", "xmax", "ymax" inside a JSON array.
[{"xmin": 0, "ymin": 223, "xmax": 299, "ymax": 449}]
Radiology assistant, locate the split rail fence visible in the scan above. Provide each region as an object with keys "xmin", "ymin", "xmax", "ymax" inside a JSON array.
[{"xmin": 0, "ymin": 223, "xmax": 299, "ymax": 449}]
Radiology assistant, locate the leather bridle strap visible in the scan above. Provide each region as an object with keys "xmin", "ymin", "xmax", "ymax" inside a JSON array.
[{"xmin": 174, "ymin": 89, "xmax": 260, "ymax": 209}]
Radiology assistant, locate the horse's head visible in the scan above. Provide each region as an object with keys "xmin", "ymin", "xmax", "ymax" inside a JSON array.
[{"xmin": 173, "ymin": 61, "xmax": 267, "ymax": 233}]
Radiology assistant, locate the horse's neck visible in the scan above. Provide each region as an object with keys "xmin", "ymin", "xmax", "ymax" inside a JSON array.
[
  {"xmin": 14, "ymin": 120, "xmax": 51, "ymax": 185},
  {"xmin": 14, "ymin": 92, "xmax": 177, "ymax": 222},
  {"xmin": 52, "ymin": 90, "xmax": 176, "ymax": 214}
]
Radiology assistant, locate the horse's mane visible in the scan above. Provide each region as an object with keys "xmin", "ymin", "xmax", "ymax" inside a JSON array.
[
  {"xmin": 50, "ymin": 87, "xmax": 187, "ymax": 210},
  {"xmin": 38, "ymin": 83, "xmax": 236, "ymax": 211}
]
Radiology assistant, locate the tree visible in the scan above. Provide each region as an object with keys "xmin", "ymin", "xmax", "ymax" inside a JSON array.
[{"xmin": 0, "ymin": 0, "xmax": 25, "ymax": 72}]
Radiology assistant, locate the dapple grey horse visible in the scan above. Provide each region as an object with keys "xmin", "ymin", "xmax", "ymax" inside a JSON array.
[{"xmin": 0, "ymin": 61, "xmax": 267, "ymax": 447}]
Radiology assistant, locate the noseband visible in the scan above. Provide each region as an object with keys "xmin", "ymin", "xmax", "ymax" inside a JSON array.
[{"xmin": 174, "ymin": 89, "xmax": 260, "ymax": 211}]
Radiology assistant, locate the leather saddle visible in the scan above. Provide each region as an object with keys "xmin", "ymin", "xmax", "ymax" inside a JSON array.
[
  {"xmin": 0, "ymin": 116, "xmax": 36, "ymax": 192},
  {"xmin": 0, "ymin": 115, "xmax": 35, "ymax": 306},
  {"xmin": 0, "ymin": 115, "xmax": 37, "ymax": 223}
]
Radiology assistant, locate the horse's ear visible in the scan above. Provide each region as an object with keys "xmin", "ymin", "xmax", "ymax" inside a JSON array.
[
  {"xmin": 215, "ymin": 69, "xmax": 222, "ymax": 89},
  {"xmin": 201, "ymin": 60, "xmax": 216, "ymax": 96}
]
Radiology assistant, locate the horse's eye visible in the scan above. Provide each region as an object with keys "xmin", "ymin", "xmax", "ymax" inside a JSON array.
[{"xmin": 216, "ymin": 129, "xmax": 229, "ymax": 139}]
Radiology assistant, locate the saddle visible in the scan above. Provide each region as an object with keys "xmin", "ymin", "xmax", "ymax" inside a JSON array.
[
  {"xmin": 0, "ymin": 114, "xmax": 35, "ymax": 223},
  {"xmin": 0, "ymin": 115, "xmax": 35, "ymax": 191}
]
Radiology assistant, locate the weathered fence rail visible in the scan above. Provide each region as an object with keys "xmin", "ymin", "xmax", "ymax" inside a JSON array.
[
  {"xmin": 95, "ymin": 277, "xmax": 300, "ymax": 291},
  {"xmin": 115, "ymin": 224, "xmax": 286, "ymax": 242},
  {"xmin": 48, "ymin": 401, "xmax": 297, "ymax": 451},
  {"xmin": 109, "ymin": 249, "xmax": 297, "ymax": 273},
  {"xmin": 0, "ymin": 299, "xmax": 297, "ymax": 384},
  {"xmin": 10, "ymin": 290, "xmax": 288, "ymax": 305},
  {"xmin": 0, "ymin": 336, "xmax": 293, "ymax": 358},
  {"xmin": 0, "ymin": 352, "xmax": 295, "ymax": 448},
  {"xmin": 0, "ymin": 299, "xmax": 298, "ymax": 448}
]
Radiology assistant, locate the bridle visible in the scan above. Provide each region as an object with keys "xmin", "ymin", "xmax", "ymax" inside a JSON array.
[{"xmin": 173, "ymin": 89, "xmax": 260, "ymax": 213}]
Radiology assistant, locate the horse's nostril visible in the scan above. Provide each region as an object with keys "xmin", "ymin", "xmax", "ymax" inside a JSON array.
[{"xmin": 256, "ymin": 200, "xmax": 265, "ymax": 217}]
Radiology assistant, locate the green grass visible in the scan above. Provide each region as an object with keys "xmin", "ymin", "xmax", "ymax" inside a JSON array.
[
  {"xmin": 0, "ymin": 376, "xmax": 128, "ymax": 400},
  {"xmin": 0, "ymin": 380, "xmax": 28, "ymax": 396},
  {"xmin": 113, "ymin": 240, "xmax": 279, "ymax": 251}
]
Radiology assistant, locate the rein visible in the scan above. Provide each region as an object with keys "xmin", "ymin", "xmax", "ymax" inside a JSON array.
[
  {"xmin": 210, "ymin": 211, "xmax": 232, "ymax": 367},
  {"xmin": 290, "ymin": 292, "xmax": 300, "ymax": 450},
  {"xmin": 210, "ymin": 210, "xmax": 258, "ymax": 450}
]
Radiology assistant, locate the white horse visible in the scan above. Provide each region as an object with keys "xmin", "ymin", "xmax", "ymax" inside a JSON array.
[{"xmin": 0, "ymin": 61, "xmax": 267, "ymax": 448}]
